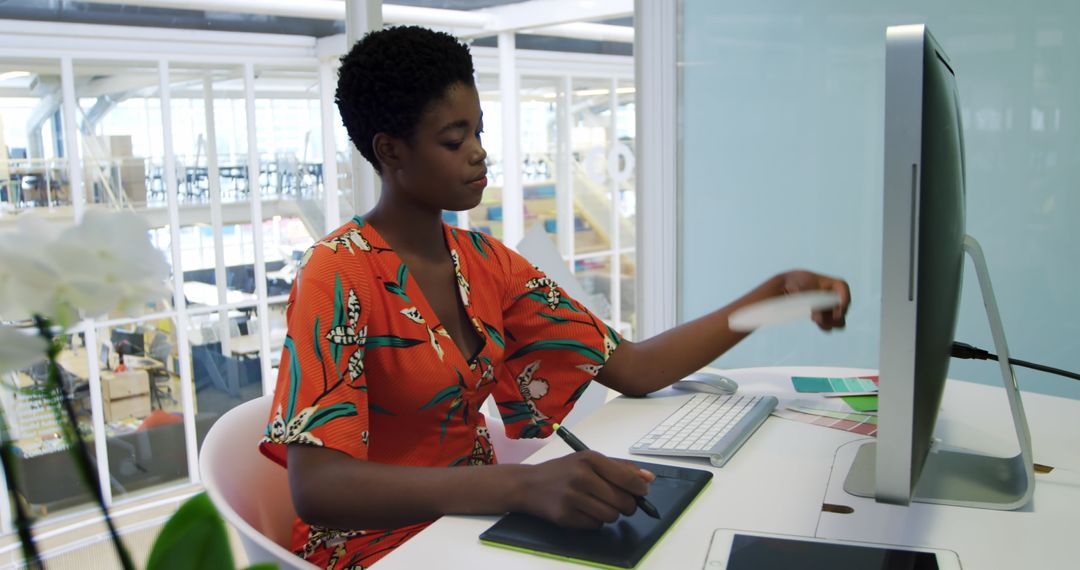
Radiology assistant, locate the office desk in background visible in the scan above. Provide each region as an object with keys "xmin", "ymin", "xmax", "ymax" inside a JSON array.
[
  {"xmin": 377, "ymin": 366, "xmax": 1080, "ymax": 569},
  {"xmin": 183, "ymin": 281, "xmax": 257, "ymax": 307},
  {"xmin": 228, "ymin": 330, "xmax": 286, "ymax": 365}
]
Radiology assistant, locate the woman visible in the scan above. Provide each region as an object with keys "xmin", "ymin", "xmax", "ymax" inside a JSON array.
[{"xmin": 260, "ymin": 26, "xmax": 850, "ymax": 569}]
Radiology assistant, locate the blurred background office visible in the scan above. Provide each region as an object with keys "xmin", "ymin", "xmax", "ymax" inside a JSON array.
[
  {"xmin": 0, "ymin": 0, "xmax": 637, "ymax": 566},
  {"xmin": 1, "ymin": 0, "xmax": 1078, "ymax": 567}
]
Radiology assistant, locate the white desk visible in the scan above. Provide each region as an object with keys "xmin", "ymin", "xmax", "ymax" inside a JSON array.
[
  {"xmin": 228, "ymin": 330, "xmax": 286, "ymax": 364},
  {"xmin": 183, "ymin": 281, "xmax": 256, "ymax": 306},
  {"xmin": 377, "ymin": 366, "xmax": 1080, "ymax": 569}
]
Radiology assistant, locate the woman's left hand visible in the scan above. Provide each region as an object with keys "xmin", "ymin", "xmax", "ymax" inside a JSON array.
[{"xmin": 780, "ymin": 270, "xmax": 851, "ymax": 331}]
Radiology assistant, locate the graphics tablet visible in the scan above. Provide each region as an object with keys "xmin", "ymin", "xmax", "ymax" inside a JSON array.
[
  {"xmin": 480, "ymin": 461, "xmax": 712, "ymax": 569},
  {"xmin": 704, "ymin": 529, "xmax": 961, "ymax": 569}
]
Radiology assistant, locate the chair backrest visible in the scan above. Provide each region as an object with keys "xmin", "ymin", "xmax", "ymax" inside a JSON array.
[
  {"xmin": 198, "ymin": 395, "xmax": 317, "ymax": 569},
  {"xmin": 483, "ymin": 412, "xmax": 547, "ymax": 464}
]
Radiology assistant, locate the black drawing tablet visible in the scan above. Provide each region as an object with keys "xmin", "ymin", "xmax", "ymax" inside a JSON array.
[{"xmin": 479, "ymin": 460, "xmax": 712, "ymax": 568}]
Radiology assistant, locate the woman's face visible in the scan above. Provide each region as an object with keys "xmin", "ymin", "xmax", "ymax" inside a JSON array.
[{"xmin": 390, "ymin": 81, "xmax": 488, "ymax": 212}]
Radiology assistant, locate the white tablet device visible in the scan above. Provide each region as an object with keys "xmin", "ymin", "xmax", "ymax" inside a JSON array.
[
  {"xmin": 704, "ymin": 529, "xmax": 961, "ymax": 569},
  {"xmin": 727, "ymin": 291, "xmax": 841, "ymax": 332}
]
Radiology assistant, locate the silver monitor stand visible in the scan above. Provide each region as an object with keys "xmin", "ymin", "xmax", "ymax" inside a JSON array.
[{"xmin": 844, "ymin": 235, "xmax": 1035, "ymax": 510}]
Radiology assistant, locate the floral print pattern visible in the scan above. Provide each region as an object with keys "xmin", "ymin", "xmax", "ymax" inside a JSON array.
[{"xmin": 260, "ymin": 216, "xmax": 620, "ymax": 569}]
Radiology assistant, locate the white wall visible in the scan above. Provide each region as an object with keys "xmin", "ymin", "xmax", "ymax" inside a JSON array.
[{"xmin": 678, "ymin": 0, "xmax": 1080, "ymax": 399}]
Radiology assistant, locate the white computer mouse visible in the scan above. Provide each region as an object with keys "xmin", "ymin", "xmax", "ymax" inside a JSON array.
[{"xmin": 672, "ymin": 372, "xmax": 739, "ymax": 395}]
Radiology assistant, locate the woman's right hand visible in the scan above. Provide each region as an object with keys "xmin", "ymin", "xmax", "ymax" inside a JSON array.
[{"xmin": 517, "ymin": 450, "xmax": 654, "ymax": 528}]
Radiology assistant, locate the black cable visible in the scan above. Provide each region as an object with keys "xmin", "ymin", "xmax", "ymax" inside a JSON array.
[{"xmin": 951, "ymin": 342, "xmax": 1080, "ymax": 382}]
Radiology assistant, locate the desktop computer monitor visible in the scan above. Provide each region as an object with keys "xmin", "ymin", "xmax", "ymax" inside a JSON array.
[
  {"xmin": 111, "ymin": 329, "xmax": 145, "ymax": 357},
  {"xmin": 843, "ymin": 24, "xmax": 1033, "ymax": 510}
]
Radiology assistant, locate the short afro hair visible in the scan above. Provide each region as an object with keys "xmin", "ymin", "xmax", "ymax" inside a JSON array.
[{"xmin": 336, "ymin": 26, "xmax": 476, "ymax": 174}]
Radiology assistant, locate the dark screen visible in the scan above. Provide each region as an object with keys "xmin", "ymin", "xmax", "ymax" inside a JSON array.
[
  {"xmin": 727, "ymin": 535, "xmax": 940, "ymax": 570},
  {"xmin": 910, "ymin": 36, "xmax": 966, "ymax": 491}
]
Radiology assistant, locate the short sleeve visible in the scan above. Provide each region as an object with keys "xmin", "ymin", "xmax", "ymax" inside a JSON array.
[
  {"xmin": 489, "ymin": 243, "xmax": 622, "ymax": 439},
  {"xmin": 259, "ymin": 244, "xmax": 371, "ymax": 466}
]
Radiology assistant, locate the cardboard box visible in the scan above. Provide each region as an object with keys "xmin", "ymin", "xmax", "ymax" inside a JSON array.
[
  {"xmin": 118, "ymin": 157, "xmax": 146, "ymax": 204},
  {"xmin": 101, "ymin": 369, "xmax": 149, "ymax": 401},
  {"xmin": 104, "ymin": 393, "xmax": 151, "ymax": 422}
]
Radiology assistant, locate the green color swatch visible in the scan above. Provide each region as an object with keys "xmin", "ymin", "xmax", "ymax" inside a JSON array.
[
  {"xmin": 792, "ymin": 376, "xmax": 877, "ymax": 393},
  {"xmin": 840, "ymin": 395, "xmax": 879, "ymax": 412}
]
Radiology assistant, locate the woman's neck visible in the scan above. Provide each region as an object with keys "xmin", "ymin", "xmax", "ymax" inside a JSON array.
[{"xmin": 365, "ymin": 192, "xmax": 447, "ymax": 261}]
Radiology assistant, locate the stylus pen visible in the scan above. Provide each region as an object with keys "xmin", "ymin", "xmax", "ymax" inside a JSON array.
[{"xmin": 551, "ymin": 422, "xmax": 661, "ymax": 519}]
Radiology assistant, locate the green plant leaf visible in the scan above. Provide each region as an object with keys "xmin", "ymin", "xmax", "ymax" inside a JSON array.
[
  {"xmin": 605, "ymin": 324, "xmax": 622, "ymax": 346},
  {"xmin": 518, "ymin": 423, "xmax": 544, "ymax": 439},
  {"xmin": 312, "ymin": 316, "xmax": 323, "ymax": 362},
  {"xmin": 365, "ymin": 336, "xmax": 424, "ymax": 349},
  {"xmin": 303, "ymin": 402, "xmax": 358, "ymax": 431},
  {"xmin": 418, "ymin": 385, "xmax": 462, "ymax": 412},
  {"xmin": 564, "ymin": 380, "xmax": 591, "ymax": 406},
  {"xmin": 499, "ymin": 411, "xmax": 534, "ymax": 423},
  {"xmin": 483, "ymin": 322, "xmax": 505, "ymax": 348},
  {"xmin": 284, "ymin": 336, "xmax": 300, "ymax": 422},
  {"xmin": 331, "ymin": 273, "xmax": 345, "ymax": 366},
  {"xmin": 469, "ymin": 231, "xmax": 489, "ymax": 258},
  {"xmin": 146, "ymin": 493, "xmax": 234, "ymax": 570},
  {"xmin": 245, "ymin": 565, "xmax": 278, "ymax": 570},
  {"xmin": 512, "ymin": 290, "xmax": 583, "ymax": 313},
  {"xmin": 369, "ymin": 403, "xmax": 396, "ymax": 415},
  {"xmin": 506, "ymin": 339, "xmax": 605, "ymax": 363}
]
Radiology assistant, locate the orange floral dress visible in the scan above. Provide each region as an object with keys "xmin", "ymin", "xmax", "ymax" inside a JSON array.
[{"xmin": 259, "ymin": 216, "xmax": 621, "ymax": 569}]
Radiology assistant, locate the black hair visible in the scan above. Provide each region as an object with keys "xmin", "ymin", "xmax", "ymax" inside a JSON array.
[{"xmin": 336, "ymin": 26, "xmax": 476, "ymax": 174}]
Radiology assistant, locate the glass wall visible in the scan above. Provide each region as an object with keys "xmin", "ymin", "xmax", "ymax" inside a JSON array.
[
  {"xmin": 0, "ymin": 53, "xmax": 329, "ymax": 521},
  {"xmin": 678, "ymin": 0, "xmax": 1080, "ymax": 398},
  {"xmin": 95, "ymin": 319, "xmax": 189, "ymax": 500},
  {"xmin": 471, "ymin": 71, "xmax": 637, "ymax": 337},
  {"xmin": 0, "ymin": 58, "xmax": 69, "ymax": 213},
  {"xmin": 0, "ymin": 29, "xmax": 638, "ymax": 531}
]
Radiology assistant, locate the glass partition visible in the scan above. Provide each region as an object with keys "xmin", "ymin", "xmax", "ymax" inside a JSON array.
[
  {"xmin": 187, "ymin": 307, "xmax": 262, "ymax": 449},
  {"xmin": 471, "ymin": 73, "xmax": 503, "ymax": 238},
  {"xmin": 519, "ymin": 77, "xmax": 559, "ymax": 238},
  {"xmin": 0, "ymin": 58, "xmax": 69, "ymax": 213},
  {"xmin": 74, "ymin": 59, "xmax": 160, "ymax": 211},
  {"xmin": 677, "ymin": 0, "xmax": 1080, "ymax": 397},
  {"xmin": 3, "ymin": 340, "xmax": 95, "ymax": 517},
  {"xmin": 95, "ymin": 319, "xmax": 188, "ymax": 500}
]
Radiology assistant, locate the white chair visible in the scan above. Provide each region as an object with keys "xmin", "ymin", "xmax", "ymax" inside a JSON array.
[
  {"xmin": 483, "ymin": 412, "xmax": 548, "ymax": 464},
  {"xmin": 198, "ymin": 395, "xmax": 317, "ymax": 569},
  {"xmin": 198, "ymin": 397, "xmax": 551, "ymax": 568}
]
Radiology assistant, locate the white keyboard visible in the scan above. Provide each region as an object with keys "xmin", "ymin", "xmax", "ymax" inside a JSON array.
[{"xmin": 629, "ymin": 393, "xmax": 778, "ymax": 467}]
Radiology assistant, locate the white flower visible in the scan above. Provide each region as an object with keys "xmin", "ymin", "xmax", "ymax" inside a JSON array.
[
  {"xmin": 0, "ymin": 210, "xmax": 171, "ymax": 326},
  {"xmin": 0, "ymin": 326, "xmax": 49, "ymax": 374}
]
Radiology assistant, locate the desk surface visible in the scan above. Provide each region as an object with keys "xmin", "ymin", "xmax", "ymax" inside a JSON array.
[
  {"xmin": 377, "ymin": 366, "xmax": 1080, "ymax": 569},
  {"xmin": 183, "ymin": 281, "xmax": 256, "ymax": 306},
  {"xmin": 58, "ymin": 347, "xmax": 164, "ymax": 380}
]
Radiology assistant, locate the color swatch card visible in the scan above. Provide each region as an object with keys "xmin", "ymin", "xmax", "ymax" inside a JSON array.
[
  {"xmin": 772, "ymin": 406, "xmax": 878, "ymax": 436},
  {"xmin": 791, "ymin": 376, "xmax": 879, "ymax": 394},
  {"xmin": 839, "ymin": 395, "xmax": 878, "ymax": 413},
  {"xmin": 787, "ymin": 398, "xmax": 875, "ymax": 416},
  {"xmin": 786, "ymin": 404, "xmax": 878, "ymax": 425}
]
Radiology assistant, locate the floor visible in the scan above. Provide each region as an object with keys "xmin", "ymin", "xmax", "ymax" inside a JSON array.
[{"xmin": 0, "ymin": 485, "xmax": 250, "ymax": 569}]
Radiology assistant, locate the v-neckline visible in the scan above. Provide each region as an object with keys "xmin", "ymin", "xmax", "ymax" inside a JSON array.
[{"xmin": 358, "ymin": 218, "xmax": 487, "ymax": 369}]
